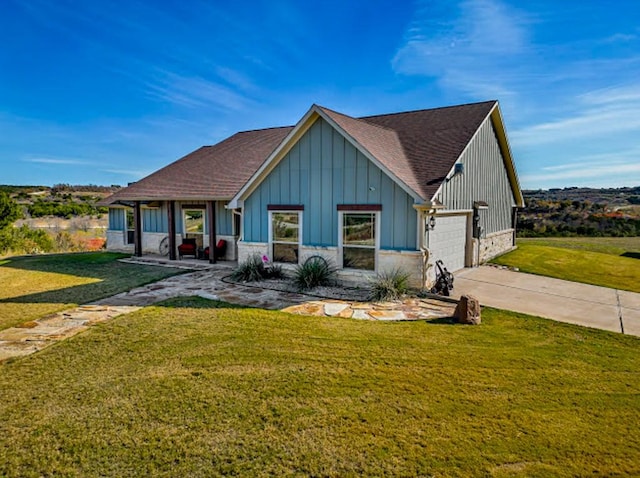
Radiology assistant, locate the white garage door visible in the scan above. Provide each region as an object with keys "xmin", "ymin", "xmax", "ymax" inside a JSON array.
[{"xmin": 427, "ymin": 214, "xmax": 468, "ymax": 272}]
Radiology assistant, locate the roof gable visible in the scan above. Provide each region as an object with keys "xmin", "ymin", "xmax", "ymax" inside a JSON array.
[{"xmin": 361, "ymin": 101, "xmax": 498, "ymax": 200}]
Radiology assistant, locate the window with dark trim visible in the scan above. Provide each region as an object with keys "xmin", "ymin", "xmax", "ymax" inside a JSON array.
[
  {"xmin": 341, "ymin": 212, "xmax": 376, "ymax": 270},
  {"xmin": 270, "ymin": 211, "xmax": 300, "ymax": 263}
]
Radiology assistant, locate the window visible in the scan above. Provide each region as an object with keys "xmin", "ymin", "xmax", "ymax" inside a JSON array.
[
  {"xmin": 183, "ymin": 209, "xmax": 204, "ymax": 247},
  {"xmin": 125, "ymin": 209, "xmax": 135, "ymax": 245},
  {"xmin": 270, "ymin": 211, "xmax": 300, "ymax": 263},
  {"xmin": 341, "ymin": 212, "xmax": 377, "ymax": 270}
]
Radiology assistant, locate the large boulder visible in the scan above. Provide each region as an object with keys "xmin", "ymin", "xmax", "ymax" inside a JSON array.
[{"xmin": 455, "ymin": 295, "xmax": 481, "ymax": 325}]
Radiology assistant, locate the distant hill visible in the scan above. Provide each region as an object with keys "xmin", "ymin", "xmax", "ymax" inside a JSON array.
[
  {"xmin": 2, "ymin": 184, "xmax": 121, "ymax": 220},
  {"xmin": 519, "ymin": 186, "xmax": 640, "ymax": 237},
  {"xmin": 523, "ymin": 186, "xmax": 640, "ymax": 206}
]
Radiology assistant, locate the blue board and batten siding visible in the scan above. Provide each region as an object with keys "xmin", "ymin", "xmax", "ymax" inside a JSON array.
[
  {"xmin": 108, "ymin": 208, "xmax": 125, "ymax": 230},
  {"xmin": 142, "ymin": 208, "xmax": 167, "ymax": 233},
  {"xmin": 243, "ymin": 117, "xmax": 417, "ymax": 251},
  {"xmin": 107, "ymin": 202, "xmax": 234, "ymax": 236},
  {"xmin": 436, "ymin": 118, "xmax": 516, "ymax": 235}
]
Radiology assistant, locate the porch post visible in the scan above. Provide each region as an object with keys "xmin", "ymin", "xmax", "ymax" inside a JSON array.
[
  {"xmin": 207, "ymin": 200, "xmax": 216, "ymax": 264},
  {"xmin": 133, "ymin": 201, "xmax": 142, "ymax": 257},
  {"xmin": 168, "ymin": 201, "xmax": 176, "ymax": 261}
]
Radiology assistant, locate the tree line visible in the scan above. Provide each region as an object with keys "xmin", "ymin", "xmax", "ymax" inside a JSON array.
[{"xmin": 517, "ymin": 197, "xmax": 640, "ymax": 237}]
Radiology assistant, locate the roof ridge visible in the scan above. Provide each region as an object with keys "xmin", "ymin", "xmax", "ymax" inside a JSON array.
[
  {"xmin": 235, "ymin": 125, "xmax": 294, "ymax": 135},
  {"xmin": 359, "ymin": 99, "xmax": 497, "ymax": 120},
  {"xmin": 316, "ymin": 105, "xmax": 399, "ymax": 133}
]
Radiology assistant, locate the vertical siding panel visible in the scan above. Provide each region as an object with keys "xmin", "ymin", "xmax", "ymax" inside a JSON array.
[
  {"xmin": 367, "ymin": 163, "xmax": 381, "ymax": 203},
  {"xmin": 260, "ymin": 181, "xmax": 269, "ymax": 241},
  {"xmin": 332, "ymin": 131, "xmax": 345, "ymax": 242},
  {"xmin": 380, "ymin": 175, "xmax": 395, "ymax": 248},
  {"xmin": 299, "ymin": 124, "xmax": 312, "ymax": 243},
  {"xmin": 320, "ymin": 122, "xmax": 333, "ymax": 245},
  {"xmin": 439, "ymin": 118, "xmax": 515, "ymax": 235},
  {"xmin": 269, "ymin": 167, "xmax": 281, "ymax": 205},
  {"xmin": 108, "ymin": 208, "xmax": 124, "ymax": 230},
  {"xmin": 289, "ymin": 145, "xmax": 300, "ymax": 203},
  {"xmin": 343, "ymin": 142, "xmax": 356, "ymax": 204},
  {"xmin": 393, "ymin": 184, "xmax": 408, "ymax": 248},
  {"xmin": 280, "ymin": 156, "xmax": 291, "ymax": 204},
  {"xmin": 355, "ymin": 151, "xmax": 369, "ymax": 202},
  {"xmin": 308, "ymin": 121, "xmax": 322, "ymax": 244},
  {"xmin": 160, "ymin": 204, "xmax": 168, "ymax": 232}
]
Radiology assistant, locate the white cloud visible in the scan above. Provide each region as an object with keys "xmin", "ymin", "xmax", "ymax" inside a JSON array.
[
  {"xmin": 24, "ymin": 157, "xmax": 90, "ymax": 165},
  {"xmin": 101, "ymin": 168, "xmax": 152, "ymax": 178},
  {"xmin": 511, "ymin": 83, "xmax": 640, "ymax": 146},
  {"xmin": 520, "ymin": 149, "xmax": 640, "ymax": 187},
  {"xmin": 143, "ymin": 70, "xmax": 254, "ymax": 112},
  {"xmin": 391, "ymin": 0, "xmax": 530, "ymax": 98},
  {"xmin": 521, "ymin": 163, "xmax": 640, "ymax": 183}
]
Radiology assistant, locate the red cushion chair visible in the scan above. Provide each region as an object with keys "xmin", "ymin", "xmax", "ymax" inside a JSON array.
[
  {"xmin": 177, "ymin": 238, "xmax": 197, "ymax": 259},
  {"xmin": 203, "ymin": 239, "xmax": 227, "ymax": 260}
]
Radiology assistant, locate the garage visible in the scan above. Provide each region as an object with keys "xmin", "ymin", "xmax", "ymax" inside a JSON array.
[{"xmin": 427, "ymin": 214, "xmax": 469, "ymax": 272}]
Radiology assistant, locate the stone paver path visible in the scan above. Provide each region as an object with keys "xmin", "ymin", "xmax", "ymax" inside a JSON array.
[{"xmin": 0, "ymin": 262, "xmax": 456, "ymax": 362}]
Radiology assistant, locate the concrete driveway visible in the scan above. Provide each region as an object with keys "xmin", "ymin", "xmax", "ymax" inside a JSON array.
[{"xmin": 452, "ymin": 266, "xmax": 640, "ymax": 337}]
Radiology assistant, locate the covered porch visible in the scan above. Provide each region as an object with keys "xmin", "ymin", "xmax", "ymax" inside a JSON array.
[{"xmin": 107, "ymin": 199, "xmax": 239, "ymax": 264}]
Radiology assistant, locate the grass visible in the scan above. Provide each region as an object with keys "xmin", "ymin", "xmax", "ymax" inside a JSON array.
[
  {"xmin": 492, "ymin": 237, "xmax": 640, "ymax": 292},
  {"xmin": 1, "ymin": 297, "xmax": 638, "ymax": 477},
  {"xmin": 0, "ymin": 252, "xmax": 184, "ymax": 331}
]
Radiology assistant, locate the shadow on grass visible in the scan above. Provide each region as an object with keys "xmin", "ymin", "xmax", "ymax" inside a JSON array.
[
  {"xmin": 424, "ymin": 316, "xmax": 457, "ymax": 325},
  {"xmin": 0, "ymin": 252, "xmax": 185, "ymax": 305},
  {"xmin": 621, "ymin": 252, "xmax": 640, "ymax": 260},
  {"xmin": 152, "ymin": 297, "xmax": 248, "ymax": 309}
]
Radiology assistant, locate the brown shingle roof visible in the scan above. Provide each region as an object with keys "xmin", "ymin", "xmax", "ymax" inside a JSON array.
[
  {"xmin": 101, "ymin": 126, "xmax": 293, "ymax": 204},
  {"xmin": 358, "ymin": 100, "xmax": 496, "ymax": 199},
  {"xmin": 103, "ymin": 100, "xmax": 498, "ymax": 205}
]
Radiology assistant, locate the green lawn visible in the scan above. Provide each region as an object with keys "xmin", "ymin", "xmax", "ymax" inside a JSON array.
[
  {"xmin": 492, "ymin": 237, "xmax": 640, "ymax": 292},
  {"xmin": 1, "ymin": 297, "xmax": 638, "ymax": 477},
  {"xmin": 0, "ymin": 252, "xmax": 184, "ymax": 331}
]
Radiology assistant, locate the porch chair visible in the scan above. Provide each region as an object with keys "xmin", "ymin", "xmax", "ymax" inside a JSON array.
[
  {"xmin": 203, "ymin": 239, "xmax": 227, "ymax": 261},
  {"xmin": 177, "ymin": 238, "xmax": 197, "ymax": 259}
]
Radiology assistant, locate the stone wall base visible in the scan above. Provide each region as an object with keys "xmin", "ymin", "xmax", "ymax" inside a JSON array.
[
  {"xmin": 472, "ymin": 229, "xmax": 516, "ymax": 265},
  {"xmin": 237, "ymin": 241, "xmax": 429, "ymax": 288}
]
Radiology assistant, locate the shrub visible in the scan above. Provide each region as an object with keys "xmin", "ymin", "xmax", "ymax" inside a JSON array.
[
  {"xmin": 265, "ymin": 263, "xmax": 287, "ymax": 280},
  {"xmin": 0, "ymin": 225, "xmax": 54, "ymax": 255},
  {"xmin": 369, "ymin": 268, "xmax": 411, "ymax": 301},
  {"xmin": 230, "ymin": 254, "xmax": 268, "ymax": 282},
  {"xmin": 292, "ymin": 256, "xmax": 337, "ymax": 291}
]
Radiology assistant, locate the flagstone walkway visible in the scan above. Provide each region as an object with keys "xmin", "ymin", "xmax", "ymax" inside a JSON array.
[{"xmin": 0, "ymin": 263, "xmax": 457, "ymax": 362}]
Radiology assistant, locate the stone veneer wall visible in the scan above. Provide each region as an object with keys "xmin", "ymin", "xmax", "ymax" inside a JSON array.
[
  {"xmin": 238, "ymin": 241, "xmax": 428, "ymax": 288},
  {"xmin": 237, "ymin": 241, "xmax": 269, "ymax": 264},
  {"xmin": 378, "ymin": 250, "xmax": 425, "ymax": 288},
  {"xmin": 477, "ymin": 229, "xmax": 515, "ymax": 264},
  {"xmin": 106, "ymin": 230, "xmax": 132, "ymax": 253}
]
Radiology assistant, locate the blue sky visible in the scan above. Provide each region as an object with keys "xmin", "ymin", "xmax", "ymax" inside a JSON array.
[{"xmin": 1, "ymin": 0, "xmax": 639, "ymax": 190}]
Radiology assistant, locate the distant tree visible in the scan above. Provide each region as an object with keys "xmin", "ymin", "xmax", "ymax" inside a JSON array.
[{"xmin": 0, "ymin": 192, "xmax": 21, "ymax": 229}]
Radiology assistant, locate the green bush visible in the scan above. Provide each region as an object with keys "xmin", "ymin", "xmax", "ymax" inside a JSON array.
[
  {"xmin": 291, "ymin": 256, "xmax": 337, "ymax": 291},
  {"xmin": 0, "ymin": 225, "xmax": 54, "ymax": 255},
  {"xmin": 0, "ymin": 192, "xmax": 21, "ymax": 229},
  {"xmin": 230, "ymin": 254, "xmax": 268, "ymax": 282},
  {"xmin": 265, "ymin": 263, "xmax": 287, "ymax": 280},
  {"xmin": 369, "ymin": 268, "xmax": 411, "ymax": 301}
]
